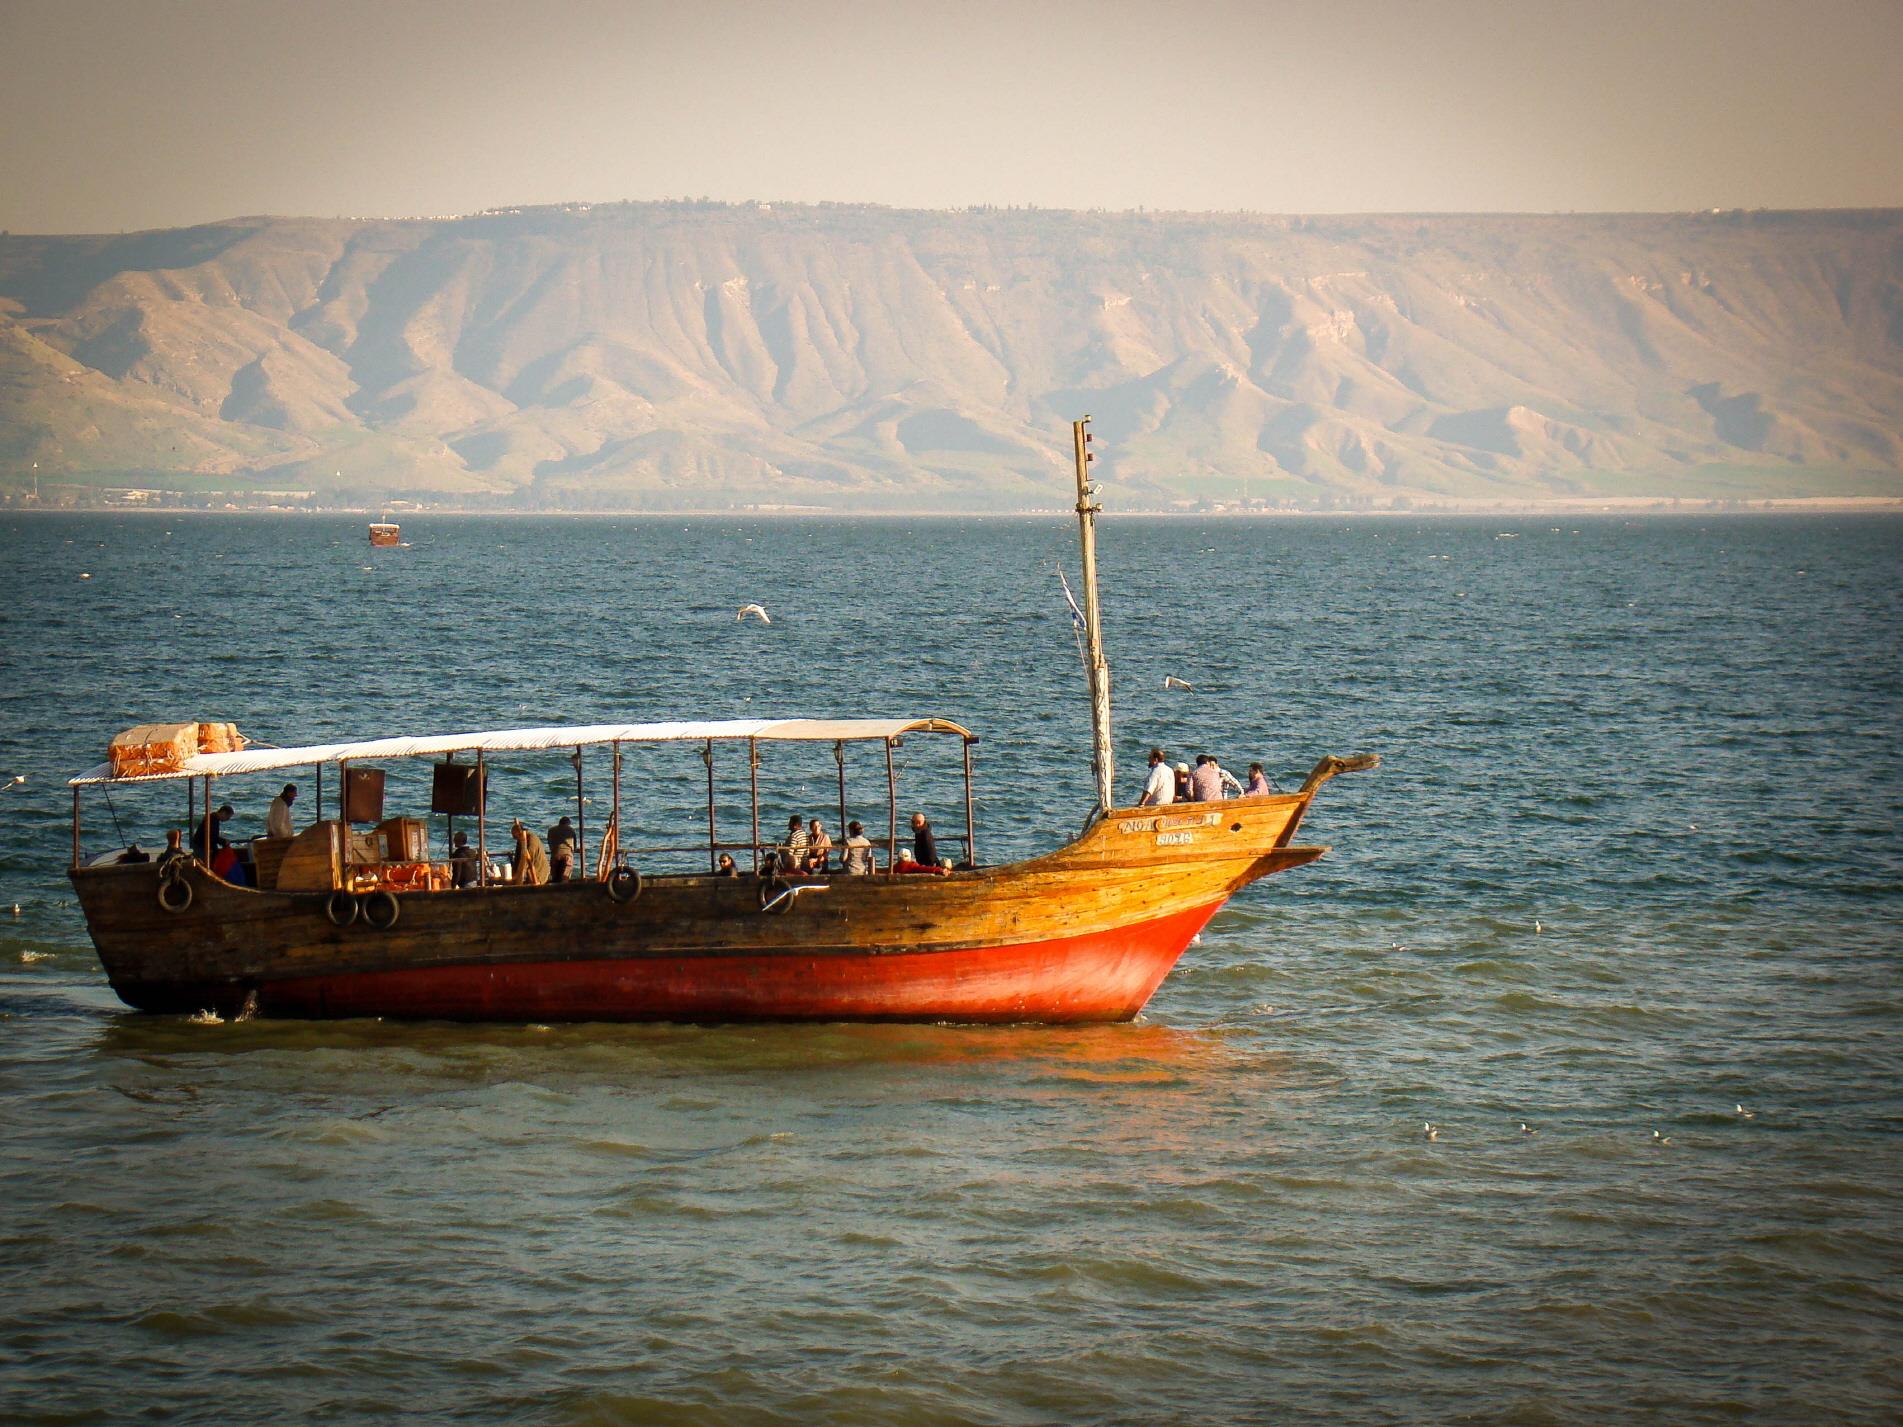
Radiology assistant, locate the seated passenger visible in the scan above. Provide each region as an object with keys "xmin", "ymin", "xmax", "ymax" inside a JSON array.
[
  {"xmin": 1244, "ymin": 762, "xmax": 1275, "ymax": 797},
  {"xmin": 1173, "ymin": 763, "xmax": 1194, "ymax": 802},
  {"xmin": 804, "ymin": 819, "xmax": 833, "ymax": 873},
  {"xmin": 715, "ymin": 853, "xmax": 739, "ymax": 877},
  {"xmin": 155, "ymin": 829, "xmax": 188, "ymax": 870},
  {"xmin": 210, "ymin": 844, "xmax": 250, "ymax": 886},
  {"xmin": 114, "ymin": 843, "xmax": 151, "ymax": 864},
  {"xmin": 777, "ymin": 815, "xmax": 808, "ymax": 874},
  {"xmin": 449, "ymin": 831, "xmax": 479, "ymax": 888},
  {"xmin": 842, "ymin": 821, "xmax": 875, "ymax": 875}
]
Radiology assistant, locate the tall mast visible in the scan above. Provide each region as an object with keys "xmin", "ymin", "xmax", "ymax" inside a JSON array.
[{"xmin": 1073, "ymin": 417, "xmax": 1115, "ymax": 813}]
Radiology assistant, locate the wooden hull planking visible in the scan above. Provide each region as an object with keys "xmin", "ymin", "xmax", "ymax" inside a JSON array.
[{"xmin": 71, "ymin": 793, "xmax": 1327, "ymax": 1023}]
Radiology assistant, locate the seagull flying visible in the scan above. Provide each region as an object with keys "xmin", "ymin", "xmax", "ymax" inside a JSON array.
[
  {"xmin": 1162, "ymin": 676, "xmax": 1194, "ymax": 692},
  {"xmin": 736, "ymin": 604, "xmax": 771, "ymax": 624}
]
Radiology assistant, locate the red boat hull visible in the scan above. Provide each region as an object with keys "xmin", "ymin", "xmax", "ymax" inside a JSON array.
[{"xmin": 151, "ymin": 899, "xmax": 1226, "ymax": 1024}]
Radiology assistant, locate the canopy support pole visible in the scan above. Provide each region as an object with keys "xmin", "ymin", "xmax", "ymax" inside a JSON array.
[
  {"xmin": 611, "ymin": 742, "xmax": 622, "ymax": 868},
  {"xmin": 573, "ymin": 746, "xmax": 585, "ymax": 875},
  {"xmin": 71, "ymin": 787, "xmax": 81, "ymax": 870},
  {"xmin": 202, "ymin": 777, "xmax": 215, "ymax": 862},
  {"xmin": 187, "ymin": 779, "xmax": 195, "ymax": 852},
  {"xmin": 885, "ymin": 739, "xmax": 898, "ymax": 873},
  {"xmin": 834, "ymin": 741, "xmax": 847, "ymax": 851},
  {"xmin": 475, "ymin": 751, "xmax": 487, "ymax": 886},
  {"xmin": 315, "ymin": 762, "xmax": 323, "ymax": 822},
  {"xmin": 748, "ymin": 738, "xmax": 761, "ymax": 874},
  {"xmin": 703, "ymin": 740, "xmax": 717, "ymax": 872},
  {"xmin": 963, "ymin": 739, "xmax": 977, "ymax": 868}
]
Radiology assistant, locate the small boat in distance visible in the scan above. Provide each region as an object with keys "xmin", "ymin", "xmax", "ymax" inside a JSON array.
[
  {"xmin": 368, "ymin": 521, "xmax": 401, "ymax": 547},
  {"xmin": 65, "ymin": 420, "xmax": 1379, "ymax": 1023}
]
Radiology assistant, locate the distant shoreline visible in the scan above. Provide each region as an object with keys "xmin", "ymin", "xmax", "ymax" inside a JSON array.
[{"xmin": 6, "ymin": 496, "xmax": 1902, "ymax": 519}]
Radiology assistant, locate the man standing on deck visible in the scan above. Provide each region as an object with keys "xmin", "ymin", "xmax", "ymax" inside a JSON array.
[
  {"xmin": 1137, "ymin": 748, "xmax": 1174, "ymax": 807},
  {"xmin": 194, "ymin": 803, "xmax": 235, "ymax": 857},
  {"xmin": 449, "ymin": 831, "xmax": 479, "ymax": 888},
  {"xmin": 910, "ymin": 811, "xmax": 940, "ymax": 869},
  {"xmin": 1191, "ymin": 755, "xmax": 1239, "ymax": 803},
  {"xmin": 548, "ymin": 814, "xmax": 574, "ymax": 871},
  {"xmin": 510, "ymin": 819, "xmax": 550, "ymax": 885},
  {"xmin": 842, "ymin": 821, "xmax": 874, "ymax": 875},
  {"xmin": 266, "ymin": 784, "xmax": 297, "ymax": 840}
]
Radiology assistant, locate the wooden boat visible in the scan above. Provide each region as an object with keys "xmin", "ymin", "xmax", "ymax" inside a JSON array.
[
  {"xmin": 66, "ymin": 421, "xmax": 1377, "ymax": 1023},
  {"xmin": 367, "ymin": 521, "xmax": 400, "ymax": 547}
]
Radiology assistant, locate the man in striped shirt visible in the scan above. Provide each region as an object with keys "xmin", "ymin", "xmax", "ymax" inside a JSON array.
[{"xmin": 777, "ymin": 815, "xmax": 808, "ymax": 873}]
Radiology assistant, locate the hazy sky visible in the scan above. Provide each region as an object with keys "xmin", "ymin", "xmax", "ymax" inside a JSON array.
[{"xmin": 2, "ymin": 0, "xmax": 1900, "ymax": 233}]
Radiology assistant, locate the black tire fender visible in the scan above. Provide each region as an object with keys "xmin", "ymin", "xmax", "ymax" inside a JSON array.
[
  {"xmin": 759, "ymin": 875, "xmax": 793, "ymax": 914},
  {"xmin": 325, "ymin": 889, "xmax": 360, "ymax": 928},
  {"xmin": 363, "ymin": 889, "xmax": 400, "ymax": 930},
  {"xmin": 607, "ymin": 865, "xmax": 642, "ymax": 903},
  {"xmin": 157, "ymin": 871, "xmax": 193, "ymax": 914}
]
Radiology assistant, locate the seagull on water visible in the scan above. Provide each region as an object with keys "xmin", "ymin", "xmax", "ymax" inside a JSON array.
[
  {"xmin": 736, "ymin": 604, "xmax": 771, "ymax": 624},
  {"xmin": 1653, "ymin": 1129, "xmax": 1672, "ymax": 1146},
  {"xmin": 1519, "ymin": 1122, "xmax": 1537, "ymax": 1136},
  {"xmin": 1423, "ymin": 1122, "xmax": 1440, "ymax": 1141},
  {"xmin": 1162, "ymin": 676, "xmax": 1194, "ymax": 691},
  {"xmin": 1736, "ymin": 1104, "xmax": 1755, "ymax": 1120}
]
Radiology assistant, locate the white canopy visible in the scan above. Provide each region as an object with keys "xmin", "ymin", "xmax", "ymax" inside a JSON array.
[{"xmin": 70, "ymin": 717, "xmax": 975, "ymax": 786}]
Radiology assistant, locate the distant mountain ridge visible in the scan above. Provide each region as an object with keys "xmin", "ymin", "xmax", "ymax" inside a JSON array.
[{"xmin": 2, "ymin": 202, "xmax": 1899, "ymax": 508}]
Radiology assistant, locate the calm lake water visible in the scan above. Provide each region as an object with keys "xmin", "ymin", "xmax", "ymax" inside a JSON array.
[{"xmin": 1, "ymin": 512, "xmax": 1900, "ymax": 1425}]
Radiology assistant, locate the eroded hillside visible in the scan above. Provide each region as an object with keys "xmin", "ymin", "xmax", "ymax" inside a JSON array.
[{"xmin": 2, "ymin": 203, "xmax": 1899, "ymax": 507}]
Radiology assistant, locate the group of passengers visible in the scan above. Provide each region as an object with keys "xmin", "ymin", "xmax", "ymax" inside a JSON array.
[
  {"xmin": 113, "ymin": 784, "xmax": 305, "ymax": 882},
  {"xmin": 449, "ymin": 815, "xmax": 581, "ymax": 888},
  {"xmin": 1136, "ymin": 749, "xmax": 1276, "ymax": 807},
  {"xmin": 118, "ymin": 788, "xmax": 299, "ymax": 885},
  {"xmin": 121, "ymin": 777, "xmax": 592, "ymax": 892},
  {"xmin": 718, "ymin": 810, "xmax": 945, "ymax": 878}
]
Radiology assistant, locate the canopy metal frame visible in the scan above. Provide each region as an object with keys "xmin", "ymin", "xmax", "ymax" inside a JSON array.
[{"xmin": 70, "ymin": 716, "xmax": 979, "ymax": 878}]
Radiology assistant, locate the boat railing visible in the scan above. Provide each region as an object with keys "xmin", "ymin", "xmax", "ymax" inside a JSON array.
[{"xmin": 545, "ymin": 833, "xmax": 977, "ymax": 876}]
